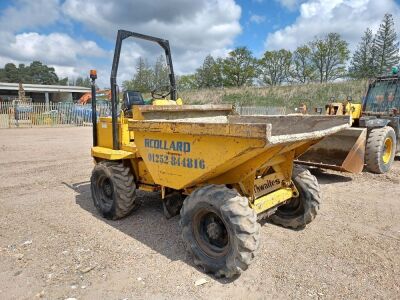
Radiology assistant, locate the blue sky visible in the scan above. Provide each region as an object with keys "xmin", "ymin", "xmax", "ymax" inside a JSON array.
[
  {"xmin": 236, "ymin": 0, "xmax": 299, "ymax": 56},
  {"xmin": 0, "ymin": 0, "xmax": 400, "ymax": 87}
]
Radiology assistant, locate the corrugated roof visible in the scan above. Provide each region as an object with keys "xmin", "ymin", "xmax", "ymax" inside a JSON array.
[{"xmin": 0, "ymin": 82, "xmax": 90, "ymax": 93}]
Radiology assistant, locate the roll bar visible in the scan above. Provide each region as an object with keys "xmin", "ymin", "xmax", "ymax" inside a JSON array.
[{"xmin": 91, "ymin": 29, "xmax": 177, "ymax": 150}]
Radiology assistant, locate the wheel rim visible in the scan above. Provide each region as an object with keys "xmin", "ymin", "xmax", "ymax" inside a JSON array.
[
  {"xmin": 96, "ymin": 176, "xmax": 114, "ymax": 209},
  {"xmin": 382, "ymin": 137, "xmax": 393, "ymax": 164},
  {"xmin": 193, "ymin": 209, "xmax": 229, "ymax": 258}
]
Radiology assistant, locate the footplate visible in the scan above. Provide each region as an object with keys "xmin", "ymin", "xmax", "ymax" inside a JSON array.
[{"xmin": 251, "ymin": 187, "xmax": 294, "ymax": 214}]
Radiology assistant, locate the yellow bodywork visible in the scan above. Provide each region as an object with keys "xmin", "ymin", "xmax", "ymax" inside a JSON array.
[
  {"xmin": 348, "ymin": 103, "xmax": 362, "ymax": 120},
  {"xmin": 96, "ymin": 117, "xmax": 131, "ymax": 150},
  {"xmin": 251, "ymin": 188, "xmax": 295, "ymax": 214},
  {"xmin": 325, "ymin": 102, "xmax": 362, "ymax": 124},
  {"xmin": 152, "ymin": 98, "xmax": 183, "ymax": 106},
  {"xmin": 92, "ymin": 105, "xmax": 350, "ymax": 215}
]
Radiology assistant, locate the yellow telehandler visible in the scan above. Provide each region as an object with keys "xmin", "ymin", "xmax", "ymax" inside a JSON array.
[
  {"xmin": 88, "ymin": 30, "xmax": 351, "ymax": 278},
  {"xmin": 297, "ymin": 75, "xmax": 400, "ymax": 174}
]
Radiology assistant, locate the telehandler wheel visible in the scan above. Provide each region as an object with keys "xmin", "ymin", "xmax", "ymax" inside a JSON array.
[
  {"xmin": 180, "ymin": 185, "xmax": 260, "ymax": 278},
  {"xmin": 270, "ymin": 165, "xmax": 320, "ymax": 229},
  {"xmin": 90, "ymin": 161, "xmax": 140, "ymax": 220},
  {"xmin": 365, "ymin": 126, "xmax": 396, "ymax": 174}
]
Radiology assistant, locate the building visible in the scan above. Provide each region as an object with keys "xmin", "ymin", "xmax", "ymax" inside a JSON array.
[{"xmin": 0, "ymin": 82, "xmax": 90, "ymax": 104}]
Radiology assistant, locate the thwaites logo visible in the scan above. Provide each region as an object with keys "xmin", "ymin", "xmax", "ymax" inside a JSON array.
[{"xmin": 253, "ymin": 173, "xmax": 284, "ymax": 198}]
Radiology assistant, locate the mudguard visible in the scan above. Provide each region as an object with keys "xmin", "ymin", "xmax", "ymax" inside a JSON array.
[{"xmin": 359, "ymin": 116, "xmax": 390, "ymax": 128}]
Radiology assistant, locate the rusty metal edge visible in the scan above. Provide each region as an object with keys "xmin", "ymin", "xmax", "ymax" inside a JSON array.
[{"xmin": 128, "ymin": 120, "xmax": 269, "ymax": 139}]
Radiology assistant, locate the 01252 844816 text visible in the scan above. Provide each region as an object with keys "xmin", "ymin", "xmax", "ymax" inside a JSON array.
[{"xmin": 147, "ymin": 152, "xmax": 206, "ymax": 169}]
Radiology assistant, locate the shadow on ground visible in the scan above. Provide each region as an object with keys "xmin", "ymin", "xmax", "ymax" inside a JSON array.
[
  {"xmin": 62, "ymin": 167, "xmax": 352, "ymax": 281},
  {"xmin": 62, "ymin": 181, "xmax": 237, "ymax": 284},
  {"xmin": 308, "ymin": 167, "xmax": 353, "ymax": 185}
]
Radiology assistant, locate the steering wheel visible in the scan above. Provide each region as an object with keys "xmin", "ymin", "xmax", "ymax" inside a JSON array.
[{"xmin": 151, "ymin": 85, "xmax": 172, "ymax": 99}]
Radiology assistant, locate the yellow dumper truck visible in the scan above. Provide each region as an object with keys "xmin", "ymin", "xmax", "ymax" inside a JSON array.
[{"xmin": 89, "ymin": 30, "xmax": 351, "ymax": 278}]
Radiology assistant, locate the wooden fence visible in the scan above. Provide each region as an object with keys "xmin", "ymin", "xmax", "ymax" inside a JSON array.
[{"xmin": 0, "ymin": 102, "xmax": 111, "ymax": 128}]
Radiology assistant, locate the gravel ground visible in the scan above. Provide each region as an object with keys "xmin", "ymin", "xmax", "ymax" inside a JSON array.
[{"xmin": 0, "ymin": 127, "xmax": 399, "ymax": 300}]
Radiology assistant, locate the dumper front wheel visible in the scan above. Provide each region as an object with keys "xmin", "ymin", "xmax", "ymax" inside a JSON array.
[
  {"xmin": 91, "ymin": 161, "xmax": 139, "ymax": 220},
  {"xmin": 365, "ymin": 126, "xmax": 396, "ymax": 174},
  {"xmin": 270, "ymin": 165, "xmax": 320, "ymax": 229},
  {"xmin": 180, "ymin": 185, "xmax": 260, "ymax": 278}
]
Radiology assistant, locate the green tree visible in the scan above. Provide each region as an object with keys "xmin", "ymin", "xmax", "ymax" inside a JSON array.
[
  {"xmin": 259, "ymin": 49, "xmax": 292, "ymax": 86},
  {"xmin": 3, "ymin": 63, "xmax": 20, "ymax": 82},
  {"xmin": 122, "ymin": 57, "xmax": 154, "ymax": 92},
  {"xmin": 74, "ymin": 76, "xmax": 91, "ymax": 87},
  {"xmin": 309, "ymin": 33, "xmax": 350, "ymax": 82},
  {"xmin": 153, "ymin": 55, "xmax": 170, "ymax": 88},
  {"xmin": 196, "ymin": 55, "xmax": 223, "ymax": 88},
  {"xmin": 214, "ymin": 58, "xmax": 224, "ymax": 86},
  {"xmin": 28, "ymin": 61, "xmax": 59, "ymax": 85},
  {"xmin": 0, "ymin": 69, "xmax": 5, "ymax": 82},
  {"xmin": 374, "ymin": 13, "xmax": 399, "ymax": 74},
  {"xmin": 83, "ymin": 77, "xmax": 91, "ymax": 87},
  {"xmin": 122, "ymin": 79, "xmax": 134, "ymax": 91},
  {"xmin": 58, "ymin": 77, "xmax": 69, "ymax": 85},
  {"xmin": 177, "ymin": 74, "xmax": 198, "ymax": 90},
  {"xmin": 75, "ymin": 77, "xmax": 84, "ymax": 86},
  {"xmin": 0, "ymin": 61, "xmax": 63, "ymax": 84},
  {"xmin": 17, "ymin": 64, "xmax": 31, "ymax": 82},
  {"xmin": 291, "ymin": 45, "xmax": 316, "ymax": 83},
  {"xmin": 349, "ymin": 28, "xmax": 377, "ymax": 78},
  {"xmin": 222, "ymin": 47, "xmax": 257, "ymax": 87}
]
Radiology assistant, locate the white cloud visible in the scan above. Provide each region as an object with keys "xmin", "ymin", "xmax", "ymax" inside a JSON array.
[
  {"xmin": 7, "ymin": 33, "xmax": 106, "ymax": 65},
  {"xmin": 0, "ymin": 32, "xmax": 107, "ymax": 81},
  {"xmin": 250, "ymin": 14, "xmax": 266, "ymax": 24},
  {"xmin": 266, "ymin": 0, "xmax": 400, "ymax": 51},
  {"xmin": 62, "ymin": 0, "xmax": 242, "ymax": 77},
  {"xmin": 0, "ymin": 0, "xmax": 108, "ymax": 84},
  {"xmin": 0, "ymin": 0, "xmax": 242, "ymax": 87},
  {"xmin": 0, "ymin": 0, "xmax": 61, "ymax": 31},
  {"xmin": 51, "ymin": 65, "xmax": 81, "ymax": 79},
  {"xmin": 276, "ymin": 0, "xmax": 301, "ymax": 11}
]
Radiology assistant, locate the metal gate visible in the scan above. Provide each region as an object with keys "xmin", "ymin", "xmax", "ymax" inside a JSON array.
[{"xmin": 0, "ymin": 101, "xmax": 111, "ymax": 128}]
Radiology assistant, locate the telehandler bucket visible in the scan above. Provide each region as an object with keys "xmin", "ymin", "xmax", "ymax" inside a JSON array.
[{"xmin": 296, "ymin": 127, "xmax": 367, "ymax": 173}]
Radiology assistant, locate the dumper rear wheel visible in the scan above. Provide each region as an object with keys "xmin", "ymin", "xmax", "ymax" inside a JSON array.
[
  {"xmin": 365, "ymin": 126, "xmax": 396, "ymax": 174},
  {"xmin": 91, "ymin": 161, "xmax": 139, "ymax": 220},
  {"xmin": 180, "ymin": 185, "xmax": 260, "ymax": 278},
  {"xmin": 270, "ymin": 165, "xmax": 320, "ymax": 229}
]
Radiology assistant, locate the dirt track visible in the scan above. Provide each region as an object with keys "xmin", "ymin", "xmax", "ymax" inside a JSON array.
[{"xmin": 0, "ymin": 127, "xmax": 399, "ymax": 299}]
